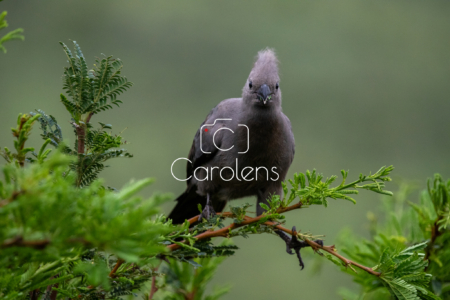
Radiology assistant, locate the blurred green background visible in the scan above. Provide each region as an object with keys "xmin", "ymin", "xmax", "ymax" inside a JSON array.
[{"xmin": 1, "ymin": 1, "xmax": 449, "ymax": 299}]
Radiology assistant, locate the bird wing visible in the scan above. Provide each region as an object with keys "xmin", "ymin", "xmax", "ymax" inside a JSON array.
[
  {"xmin": 186, "ymin": 104, "xmax": 226, "ymax": 186},
  {"xmin": 282, "ymin": 112, "xmax": 296, "ymax": 165}
]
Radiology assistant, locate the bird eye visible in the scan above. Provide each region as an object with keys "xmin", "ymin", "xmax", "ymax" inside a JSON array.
[
  {"xmin": 248, "ymin": 81, "xmax": 253, "ymax": 89},
  {"xmin": 276, "ymin": 83, "xmax": 279, "ymax": 90}
]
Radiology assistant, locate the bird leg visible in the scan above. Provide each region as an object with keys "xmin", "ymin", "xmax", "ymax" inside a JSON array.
[
  {"xmin": 275, "ymin": 226, "xmax": 323, "ymax": 270},
  {"xmin": 199, "ymin": 193, "xmax": 216, "ymax": 222}
]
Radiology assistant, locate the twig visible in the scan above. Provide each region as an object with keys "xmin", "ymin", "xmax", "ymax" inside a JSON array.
[
  {"xmin": 71, "ymin": 122, "xmax": 85, "ymax": 155},
  {"xmin": 72, "ymin": 122, "xmax": 85, "ymax": 187},
  {"xmin": 45, "ymin": 275, "xmax": 59, "ymax": 300},
  {"xmin": 1, "ymin": 236, "xmax": 50, "ymax": 250},
  {"xmin": 167, "ymin": 200, "xmax": 381, "ymax": 277},
  {"xmin": 185, "ymin": 275, "xmax": 198, "ymax": 300},
  {"xmin": 1, "ymin": 236, "xmax": 91, "ymax": 249},
  {"xmin": 303, "ymin": 237, "xmax": 380, "ymax": 276},
  {"xmin": 148, "ymin": 262, "xmax": 161, "ymax": 299},
  {"xmin": 425, "ymin": 216, "xmax": 443, "ymax": 263},
  {"xmin": 86, "ymin": 112, "xmax": 94, "ymax": 124},
  {"xmin": 15, "ymin": 115, "xmax": 28, "ymax": 168},
  {"xmin": 149, "ymin": 275, "xmax": 158, "ymax": 299},
  {"xmin": 168, "ymin": 201, "xmax": 302, "ymax": 251},
  {"xmin": 109, "ymin": 259, "xmax": 124, "ymax": 278},
  {"xmin": 29, "ymin": 289, "xmax": 40, "ymax": 300},
  {"xmin": 50, "ymin": 284, "xmax": 59, "ymax": 300}
]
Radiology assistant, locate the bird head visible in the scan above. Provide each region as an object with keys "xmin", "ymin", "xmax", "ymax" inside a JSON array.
[{"xmin": 242, "ymin": 48, "xmax": 281, "ymax": 108}]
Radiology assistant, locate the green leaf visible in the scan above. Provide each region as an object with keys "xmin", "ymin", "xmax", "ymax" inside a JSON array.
[
  {"xmin": 0, "ymin": 11, "xmax": 24, "ymax": 53},
  {"xmin": 259, "ymin": 203, "xmax": 270, "ymax": 211}
]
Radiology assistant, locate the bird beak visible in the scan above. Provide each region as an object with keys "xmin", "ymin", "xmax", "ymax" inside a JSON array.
[{"xmin": 257, "ymin": 84, "xmax": 271, "ymax": 104}]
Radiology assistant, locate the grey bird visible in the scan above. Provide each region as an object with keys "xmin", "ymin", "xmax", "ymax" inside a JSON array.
[{"xmin": 169, "ymin": 49, "xmax": 295, "ymax": 224}]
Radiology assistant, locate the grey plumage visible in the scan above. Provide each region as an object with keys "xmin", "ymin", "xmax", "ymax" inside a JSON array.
[{"xmin": 169, "ymin": 49, "xmax": 295, "ymax": 223}]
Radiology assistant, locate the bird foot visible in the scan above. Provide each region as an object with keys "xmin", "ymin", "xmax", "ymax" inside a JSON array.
[
  {"xmin": 275, "ymin": 226, "xmax": 324, "ymax": 270},
  {"xmin": 198, "ymin": 194, "xmax": 216, "ymax": 222}
]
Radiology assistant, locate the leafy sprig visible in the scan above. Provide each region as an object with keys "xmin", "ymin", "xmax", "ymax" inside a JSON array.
[
  {"xmin": 59, "ymin": 41, "xmax": 132, "ymax": 123},
  {"xmin": 0, "ymin": 11, "xmax": 24, "ymax": 53},
  {"xmin": 335, "ymin": 175, "xmax": 450, "ymax": 300},
  {"xmin": 280, "ymin": 166, "xmax": 394, "ymax": 208},
  {"xmin": 0, "ymin": 113, "xmax": 51, "ymax": 168}
]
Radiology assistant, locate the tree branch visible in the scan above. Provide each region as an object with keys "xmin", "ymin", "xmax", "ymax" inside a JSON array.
[
  {"xmin": 166, "ymin": 200, "xmax": 381, "ymax": 277},
  {"xmin": 1, "ymin": 236, "xmax": 50, "ymax": 250},
  {"xmin": 425, "ymin": 216, "xmax": 443, "ymax": 263},
  {"xmin": 1, "ymin": 236, "xmax": 91, "ymax": 250},
  {"xmin": 149, "ymin": 274, "xmax": 158, "ymax": 299},
  {"xmin": 148, "ymin": 263, "xmax": 161, "ymax": 299},
  {"xmin": 85, "ymin": 112, "xmax": 94, "ymax": 124},
  {"xmin": 109, "ymin": 259, "xmax": 124, "ymax": 278},
  {"xmin": 72, "ymin": 121, "xmax": 86, "ymax": 187}
]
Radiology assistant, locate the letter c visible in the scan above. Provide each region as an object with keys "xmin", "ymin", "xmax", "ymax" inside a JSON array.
[{"xmin": 171, "ymin": 157, "xmax": 192, "ymax": 181}]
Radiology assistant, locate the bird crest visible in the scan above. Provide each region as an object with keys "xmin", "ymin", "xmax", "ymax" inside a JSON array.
[{"xmin": 249, "ymin": 48, "xmax": 280, "ymax": 84}]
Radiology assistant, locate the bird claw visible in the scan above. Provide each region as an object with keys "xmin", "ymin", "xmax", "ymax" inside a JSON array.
[
  {"xmin": 199, "ymin": 194, "xmax": 216, "ymax": 222},
  {"xmin": 294, "ymin": 248, "xmax": 305, "ymax": 270},
  {"xmin": 274, "ymin": 230, "xmax": 295, "ymax": 255},
  {"xmin": 275, "ymin": 226, "xmax": 324, "ymax": 270}
]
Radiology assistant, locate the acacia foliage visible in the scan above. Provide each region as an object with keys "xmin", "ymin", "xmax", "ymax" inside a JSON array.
[
  {"xmin": 0, "ymin": 10, "xmax": 24, "ymax": 53},
  {"xmin": 58, "ymin": 41, "xmax": 134, "ymax": 187},
  {"xmin": 0, "ymin": 151, "xmax": 172, "ymax": 299},
  {"xmin": 0, "ymin": 41, "xmax": 444, "ymax": 300},
  {"xmin": 0, "ymin": 41, "xmax": 232, "ymax": 299},
  {"xmin": 335, "ymin": 176, "xmax": 450, "ymax": 300}
]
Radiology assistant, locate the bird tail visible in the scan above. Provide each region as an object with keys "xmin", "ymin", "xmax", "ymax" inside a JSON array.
[{"xmin": 168, "ymin": 188, "xmax": 207, "ymax": 224}]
